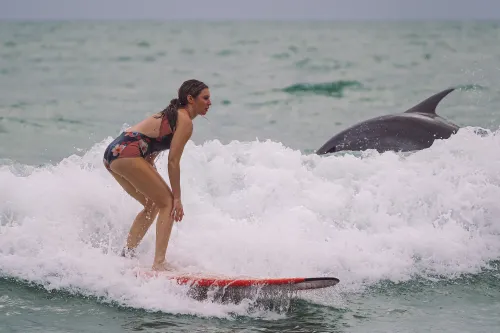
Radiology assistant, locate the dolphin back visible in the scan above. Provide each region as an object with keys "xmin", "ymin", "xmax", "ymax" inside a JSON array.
[{"xmin": 316, "ymin": 88, "xmax": 460, "ymax": 155}]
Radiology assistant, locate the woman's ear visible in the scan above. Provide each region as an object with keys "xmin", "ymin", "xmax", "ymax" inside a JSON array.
[{"xmin": 187, "ymin": 94, "xmax": 194, "ymax": 104}]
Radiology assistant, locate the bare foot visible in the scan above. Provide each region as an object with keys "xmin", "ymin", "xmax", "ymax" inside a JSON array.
[
  {"xmin": 120, "ymin": 247, "xmax": 136, "ymax": 259},
  {"xmin": 151, "ymin": 262, "xmax": 178, "ymax": 272}
]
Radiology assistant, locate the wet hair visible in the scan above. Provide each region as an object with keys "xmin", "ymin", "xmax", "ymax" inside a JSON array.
[{"xmin": 156, "ymin": 79, "xmax": 208, "ymax": 120}]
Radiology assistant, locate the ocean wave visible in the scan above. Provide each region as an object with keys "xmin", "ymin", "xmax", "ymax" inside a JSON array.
[{"xmin": 282, "ymin": 80, "xmax": 362, "ymax": 98}]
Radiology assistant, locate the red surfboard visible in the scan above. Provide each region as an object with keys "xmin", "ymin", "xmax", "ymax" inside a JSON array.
[{"xmin": 136, "ymin": 270, "xmax": 339, "ymax": 291}]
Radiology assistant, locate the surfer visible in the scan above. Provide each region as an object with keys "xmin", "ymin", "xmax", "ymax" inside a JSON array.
[{"xmin": 103, "ymin": 79, "xmax": 211, "ymax": 271}]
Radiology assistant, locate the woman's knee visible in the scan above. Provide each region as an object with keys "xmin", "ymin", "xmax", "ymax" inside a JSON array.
[
  {"xmin": 143, "ymin": 197, "xmax": 155, "ymax": 210},
  {"xmin": 143, "ymin": 200, "xmax": 159, "ymax": 217},
  {"xmin": 152, "ymin": 194, "xmax": 173, "ymax": 210}
]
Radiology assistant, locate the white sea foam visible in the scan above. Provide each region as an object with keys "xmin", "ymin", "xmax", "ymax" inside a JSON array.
[{"xmin": 1, "ymin": 127, "xmax": 500, "ymax": 317}]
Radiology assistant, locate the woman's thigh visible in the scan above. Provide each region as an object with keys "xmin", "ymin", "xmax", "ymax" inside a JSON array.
[{"xmin": 110, "ymin": 157, "xmax": 173, "ymax": 208}]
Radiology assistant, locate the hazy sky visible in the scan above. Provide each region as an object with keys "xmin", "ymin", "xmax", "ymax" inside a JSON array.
[{"xmin": 1, "ymin": 0, "xmax": 499, "ymax": 20}]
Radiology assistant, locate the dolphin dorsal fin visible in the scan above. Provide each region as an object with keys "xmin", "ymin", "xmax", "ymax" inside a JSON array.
[{"xmin": 404, "ymin": 88, "xmax": 455, "ymax": 114}]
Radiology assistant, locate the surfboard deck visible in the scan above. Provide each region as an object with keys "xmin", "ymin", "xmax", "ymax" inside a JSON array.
[{"xmin": 135, "ymin": 270, "xmax": 339, "ymax": 291}]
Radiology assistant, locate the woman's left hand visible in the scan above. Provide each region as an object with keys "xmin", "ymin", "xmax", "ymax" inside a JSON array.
[{"xmin": 171, "ymin": 198, "xmax": 184, "ymax": 222}]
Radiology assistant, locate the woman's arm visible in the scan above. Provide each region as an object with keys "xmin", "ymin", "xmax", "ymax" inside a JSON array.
[{"xmin": 167, "ymin": 112, "xmax": 193, "ymax": 200}]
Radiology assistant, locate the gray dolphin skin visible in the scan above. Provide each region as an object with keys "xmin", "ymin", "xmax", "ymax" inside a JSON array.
[{"xmin": 316, "ymin": 88, "xmax": 460, "ymax": 154}]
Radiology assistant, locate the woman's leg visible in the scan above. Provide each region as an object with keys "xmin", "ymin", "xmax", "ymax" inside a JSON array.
[
  {"xmin": 110, "ymin": 157, "xmax": 176, "ymax": 271},
  {"xmin": 108, "ymin": 171, "xmax": 159, "ymax": 252}
]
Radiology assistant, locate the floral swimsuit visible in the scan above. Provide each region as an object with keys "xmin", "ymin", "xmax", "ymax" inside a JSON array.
[{"xmin": 103, "ymin": 109, "xmax": 177, "ymax": 171}]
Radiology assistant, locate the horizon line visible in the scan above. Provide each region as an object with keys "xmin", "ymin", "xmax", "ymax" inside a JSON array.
[{"xmin": 1, "ymin": 17, "xmax": 499, "ymax": 22}]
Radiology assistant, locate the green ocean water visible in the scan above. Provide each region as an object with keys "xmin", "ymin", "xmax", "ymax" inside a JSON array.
[{"xmin": 1, "ymin": 21, "xmax": 500, "ymax": 332}]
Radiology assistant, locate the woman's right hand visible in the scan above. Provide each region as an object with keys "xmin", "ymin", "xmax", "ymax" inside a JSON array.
[{"xmin": 171, "ymin": 198, "xmax": 184, "ymax": 222}]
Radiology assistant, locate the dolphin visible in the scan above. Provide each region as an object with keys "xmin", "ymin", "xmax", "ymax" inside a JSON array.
[{"xmin": 316, "ymin": 88, "xmax": 460, "ymax": 154}]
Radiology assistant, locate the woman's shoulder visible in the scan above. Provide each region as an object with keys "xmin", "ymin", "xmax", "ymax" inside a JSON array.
[
  {"xmin": 175, "ymin": 111, "xmax": 193, "ymax": 135},
  {"xmin": 177, "ymin": 110, "xmax": 193, "ymax": 125},
  {"xmin": 180, "ymin": 109, "xmax": 192, "ymax": 119}
]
